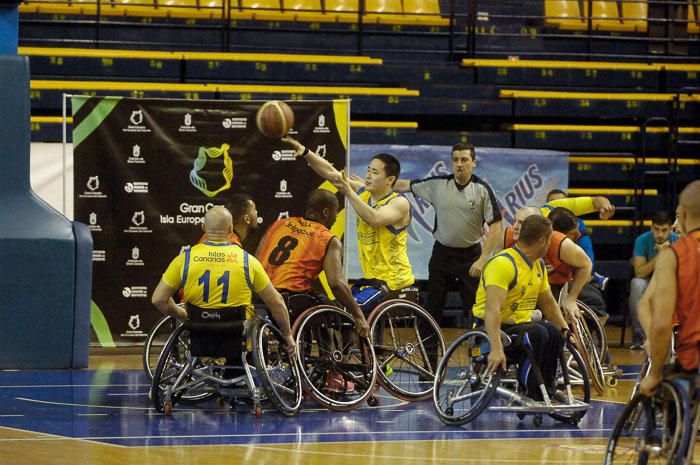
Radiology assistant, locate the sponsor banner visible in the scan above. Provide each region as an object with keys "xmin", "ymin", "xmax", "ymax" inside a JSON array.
[
  {"xmin": 347, "ymin": 145, "xmax": 568, "ymax": 280},
  {"xmin": 73, "ymin": 97, "xmax": 349, "ymax": 344}
]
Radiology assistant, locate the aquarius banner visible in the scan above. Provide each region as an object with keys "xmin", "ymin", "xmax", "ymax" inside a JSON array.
[
  {"xmin": 347, "ymin": 145, "xmax": 568, "ymax": 280},
  {"xmin": 73, "ymin": 97, "xmax": 349, "ymax": 346}
]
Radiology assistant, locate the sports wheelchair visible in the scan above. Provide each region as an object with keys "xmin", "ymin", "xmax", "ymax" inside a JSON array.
[
  {"xmin": 150, "ymin": 304, "xmax": 302, "ymax": 417},
  {"xmin": 288, "ymin": 288, "xmax": 445, "ymax": 409},
  {"xmin": 606, "ymin": 342, "xmax": 698, "ymax": 465},
  {"xmin": 432, "ymin": 326, "xmax": 590, "ymax": 427}
]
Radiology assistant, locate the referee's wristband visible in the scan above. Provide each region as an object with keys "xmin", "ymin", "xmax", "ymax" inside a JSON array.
[{"xmin": 301, "ymin": 147, "xmax": 310, "ymax": 158}]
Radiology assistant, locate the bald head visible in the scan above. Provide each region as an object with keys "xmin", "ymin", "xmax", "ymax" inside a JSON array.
[
  {"xmin": 305, "ymin": 189, "xmax": 340, "ymax": 229},
  {"xmin": 513, "ymin": 206, "xmax": 543, "ymax": 241},
  {"xmin": 204, "ymin": 206, "xmax": 233, "ymax": 237},
  {"xmin": 677, "ymin": 180, "xmax": 700, "ymax": 234}
]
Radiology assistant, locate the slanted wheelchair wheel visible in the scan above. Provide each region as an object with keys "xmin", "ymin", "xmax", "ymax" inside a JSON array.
[
  {"xmin": 250, "ymin": 317, "xmax": 303, "ymax": 416},
  {"xmin": 143, "ymin": 315, "xmax": 178, "ymax": 380},
  {"xmin": 578, "ymin": 301, "xmax": 610, "ymax": 366},
  {"xmin": 151, "ymin": 324, "xmax": 189, "ymax": 413},
  {"xmin": 550, "ymin": 341, "xmax": 591, "ymax": 425},
  {"xmin": 293, "ymin": 305, "xmax": 377, "ymax": 411},
  {"xmin": 630, "ymin": 357, "xmax": 651, "ymax": 401},
  {"xmin": 605, "ymin": 380, "xmax": 690, "ymax": 465},
  {"xmin": 368, "ymin": 299, "xmax": 446, "ymax": 401},
  {"xmin": 150, "ymin": 324, "xmax": 214, "ymax": 412},
  {"xmin": 432, "ymin": 330, "xmax": 501, "ymax": 425},
  {"xmin": 570, "ymin": 316, "xmax": 606, "ymax": 395}
]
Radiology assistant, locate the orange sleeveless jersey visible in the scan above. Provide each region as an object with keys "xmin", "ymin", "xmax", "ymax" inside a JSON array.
[
  {"xmin": 504, "ymin": 226, "xmax": 571, "ymax": 285},
  {"xmin": 672, "ymin": 230, "xmax": 700, "ymax": 371},
  {"xmin": 257, "ymin": 217, "xmax": 334, "ymax": 292}
]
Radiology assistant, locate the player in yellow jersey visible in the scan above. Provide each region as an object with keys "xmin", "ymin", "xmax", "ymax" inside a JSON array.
[
  {"xmin": 151, "ymin": 206, "xmax": 296, "ymax": 355},
  {"xmin": 282, "ymin": 136, "xmax": 417, "ymax": 302},
  {"xmin": 474, "ymin": 215, "xmax": 569, "ymax": 399}
]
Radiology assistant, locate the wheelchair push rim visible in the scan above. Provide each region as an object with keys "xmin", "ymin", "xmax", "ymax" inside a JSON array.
[
  {"xmin": 432, "ymin": 330, "xmax": 501, "ymax": 425},
  {"xmin": 368, "ymin": 299, "xmax": 446, "ymax": 401},
  {"xmin": 293, "ymin": 305, "xmax": 377, "ymax": 411}
]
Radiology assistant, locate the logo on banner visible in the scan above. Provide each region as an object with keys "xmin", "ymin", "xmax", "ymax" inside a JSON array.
[
  {"xmin": 121, "ymin": 314, "xmax": 146, "ymax": 338},
  {"xmin": 79, "ymin": 176, "xmax": 107, "ymax": 198},
  {"xmin": 277, "ymin": 211, "xmax": 289, "ymax": 220},
  {"xmin": 127, "ymin": 246, "xmax": 145, "ymax": 266},
  {"xmin": 315, "ymin": 145, "xmax": 327, "ymax": 158},
  {"xmin": 497, "ymin": 164, "xmax": 545, "ymax": 225},
  {"xmin": 222, "ymin": 117, "xmax": 247, "ymax": 129},
  {"xmin": 275, "ymin": 179, "xmax": 292, "ymax": 199},
  {"xmin": 124, "ymin": 182, "xmax": 149, "ymax": 194},
  {"xmin": 128, "ymin": 144, "xmax": 145, "ymax": 164},
  {"xmin": 271, "ymin": 149, "xmax": 296, "ymax": 162},
  {"xmin": 88, "ymin": 212, "xmax": 102, "ymax": 232},
  {"xmin": 92, "ymin": 250, "xmax": 106, "ymax": 262},
  {"xmin": 122, "ymin": 286, "xmax": 148, "ymax": 298},
  {"xmin": 189, "ymin": 144, "xmax": 234, "ymax": 198},
  {"xmin": 124, "ymin": 210, "xmax": 152, "ymax": 234},
  {"xmin": 128, "ymin": 314, "xmax": 141, "ymax": 330},
  {"xmin": 313, "ymin": 114, "xmax": 330, "ymax": 134},
  {"xmin": 179, "ymin": 113, "xmax": 197, "ymax": 133},
  {"xmin": 124, "ymin": 109, "xmax": 151, "ymax": 133}
]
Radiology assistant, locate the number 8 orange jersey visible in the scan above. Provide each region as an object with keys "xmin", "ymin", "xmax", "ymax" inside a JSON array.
[{"xmin": 256, "ymin": 217, "xmax": 334, "ymax": 293}]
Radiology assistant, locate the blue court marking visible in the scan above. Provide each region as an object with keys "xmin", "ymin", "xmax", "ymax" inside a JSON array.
[{"xmin": 0, "ymin": 368, "xmax": 631, "ymax": 447}]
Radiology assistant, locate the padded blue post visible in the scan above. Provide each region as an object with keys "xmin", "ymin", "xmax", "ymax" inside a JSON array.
[
  {"xmin": 72, "ymin": 222, "xmax": 93, "ymax": 368},
  {"xmin": 0, "ymin": 4, "xmax": 19, "ymax": 55},
  {"xmin": 0, "ymin": 56, "xmax": 88, "ymax": 368}
]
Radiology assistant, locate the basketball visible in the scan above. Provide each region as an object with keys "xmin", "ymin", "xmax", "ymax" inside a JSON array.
[{"xmin": 255, "ymin": 100, "xmax": 295, "ymax": 138}]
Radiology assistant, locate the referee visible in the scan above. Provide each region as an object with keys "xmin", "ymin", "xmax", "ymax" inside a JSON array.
[{"xmin": 394, "ymin": 143, "xmax": 503, "ymax": 328}]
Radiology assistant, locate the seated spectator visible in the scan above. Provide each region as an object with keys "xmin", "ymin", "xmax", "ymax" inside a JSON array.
[{"xmin": 629, "ymin": 211, "xmax": 679, "ymax": 349}]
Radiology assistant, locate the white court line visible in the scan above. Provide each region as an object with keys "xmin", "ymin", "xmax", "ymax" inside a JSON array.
[
  {"xmin": 240, "ymin": 442, "xmax": 606, "ymax": 463},
  {"xmin": 0, "ymin": 425, "xmax": 127, "ymax": 448},
  {"xmin": 0, "ymin": 415, "xmax": 24, "ymax": 418},
  {"xmin": 76, "ymin": 414, "xmax": 110, "ymax": 417},
  {"xmin": 107, "ymin": 392, "xmax": 150, "ymax": 396}
]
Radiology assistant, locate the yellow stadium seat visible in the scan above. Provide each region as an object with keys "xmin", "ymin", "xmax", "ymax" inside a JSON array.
[
  {"xmin": 240, "ymin": 0, "xmax": 293, "ymax": 20},
  {"xmin": 544, "ymin": 0, "xmax": 587, "ymax": 30},
  {"xmin": 325, "ymin": 0, "xmax": 360, "ymax": 23},
  {"xmin": 403, "ymin": 0, "xmax": 440, "ymax": 15},
  {"xmin": 592, "ymin": 1, "xmax": 627, "ymax": 31},
  {"xmin": 283, "ymin": 0, "xmax": 331, "ymax": 22},
  {"xmin": 690, "ymin": 3, "xmax": 699, "ymax": 34},
  {"xmin": 621, "ymin": 0, "xmax": 647, "ymax": 32}
]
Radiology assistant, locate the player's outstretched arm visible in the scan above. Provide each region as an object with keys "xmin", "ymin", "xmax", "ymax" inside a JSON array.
[
  {"xmin": 334, "ymin": 170, "xmax": 410, "ymax": 228},
  {"xmin": 282, "ymin": 136, "xmax": 364, "ymax": 191}
]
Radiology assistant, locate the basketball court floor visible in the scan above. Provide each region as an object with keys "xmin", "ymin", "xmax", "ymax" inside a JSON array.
[{"xmin": 0, "ymin": 329, "xmax": 684, "ymax": 465}]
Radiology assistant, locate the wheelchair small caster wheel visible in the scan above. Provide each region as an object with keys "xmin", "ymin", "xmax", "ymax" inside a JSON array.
[
  {"xmin": 367, "ymin": 395, "xmax": 378, "ymax": 407},
  {"xmin": 445, "ymin": 407, "xmax": 453, "ymax": 416},
  {"xmin": 607, "ymin": 376, "xmax": 618, "ymax": 387},
  {"xmin": 517, "ymin": 413, "xmax": 526, "ymax": 421},
  {"xmin": 533, "ymin": 414, "xmax": 542, "ymax": 427},
  {"xmin": 254, "ymin": 405, "xmax": 263, "ymax": 418},
  {"xmin": 163, "ymin": 402, "xmax": 172, "ymax": 416}
]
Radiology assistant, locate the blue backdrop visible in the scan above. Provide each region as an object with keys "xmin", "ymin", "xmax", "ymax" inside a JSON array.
[{"xmin": 347, "ymin": 145, "xmax": 569, "ymax": 280}]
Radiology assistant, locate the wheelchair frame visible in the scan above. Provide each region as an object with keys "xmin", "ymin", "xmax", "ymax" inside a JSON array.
[
  {"xmin": 433, "ymin": 328, "xmax": 590, "ymax": 427},
  {"xmin": 150, "ymin": 309, "xmax": 302, "ymax": 417}
]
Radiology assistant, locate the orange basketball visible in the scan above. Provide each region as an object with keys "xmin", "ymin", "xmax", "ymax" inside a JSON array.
[{"xmin": 255, "ymin": 100, "xmax": 295, "ymax": 138}]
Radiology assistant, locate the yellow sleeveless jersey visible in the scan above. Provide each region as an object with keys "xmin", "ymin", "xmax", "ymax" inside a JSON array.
[
  {"xmin": 472, "ymin": 246, "xmax": 550, "ymax": 324},
  {"xmin": 356, "ymin": 188, "xmax": 414, "ymax": 291},
  {"xmin": 161, "ymin": 241, "xmax": 270, "ymax": 318}
]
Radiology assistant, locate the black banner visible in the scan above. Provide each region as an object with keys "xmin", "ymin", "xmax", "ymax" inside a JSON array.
[{"xmin": 72, "ymin": 97, "xmax": 349, "ymax": 346}]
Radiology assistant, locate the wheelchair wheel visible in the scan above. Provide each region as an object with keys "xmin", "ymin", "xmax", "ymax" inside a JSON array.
[
  {"xmin": 605, "ymin": 380, "xmax": 690, "ymax": 465},
  {"xmin": 150, "ymin": 324, "xmax": 214, "ymax": 412},
  {"xmin": 578, "ymin": 301, "xmax": 610, "ymax": 365},
  {"xmin": 433, "ymin": 330, "xmax": 501, "ymax": 425},
  {"xmin": 367, "ymin": 299, "xmax": 446, "ymax": 401},
  {"xmin": 570, "ymin": 316, "xmax": 606, "ymax": 394},
  {"xmin": 630, "ymin": 357, "xmax": 651, "ymax": 401},
  {"xmin": 250, "ymin": 317, "xmax": 303, "ymax": 416},
  {"xmin": 143, "ymin": 314, "xmax": 178, "ymax": 380},
  {"xmin": 293, "ymin": 305, "xmax": 377, "ymax": 411},
  {"xmin": 550, "ymin": 341, "xmax": 591, "ymax": 425}
]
